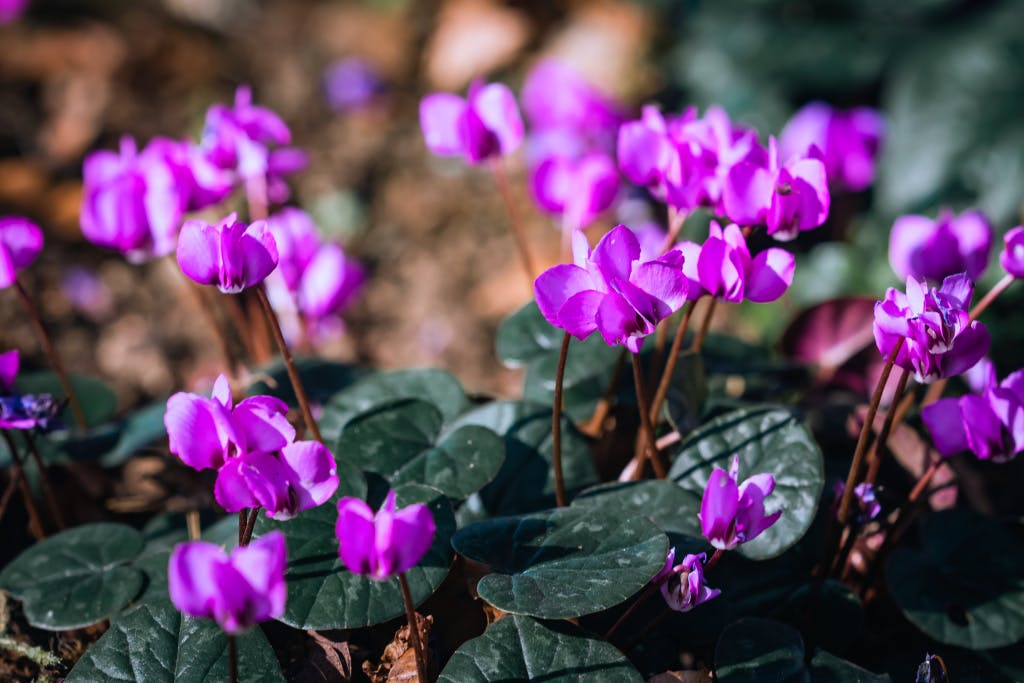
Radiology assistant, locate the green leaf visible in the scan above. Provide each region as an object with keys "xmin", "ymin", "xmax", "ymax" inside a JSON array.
[
  {"xmin": 445, "ymin": 401, "xmax": 597, "ymax": 516},
  {"xmin": 887, "ymin": 509, "xmax": 1024, "ymax": 649},
  {"xmin": 438, "ymin": 614, "xmax": 642, "ymax": 682},
  {"xmin": 65, "ymin": 599, "xmax": 284, "ymax": 682},
  {"xmin": 100, "ymin": 400, "xmax": 168, "ymax": 466},
  {"xmin": 337, "ymin": 399, "xmax": 504, "ymax": 499},
  {"xmin": 320, "ymin": 368, "xmax": 469, "ymax": 440},
  {"xmin": 572, "ymin": 480, "xmax": 700, "ymax": 539},
  {"xmin": 522, "ymin": 333, "xmax": 621, "ymax": 423},
  {"xmin": 249, "ymin": 358, "xmax": 365, "ymax": 407},
  {"xmin": 0, "ymin": 523, "xmax": 144, "ymax": 629},
  {"xmin": 15, "ymin": 371, "xmax": 118, "ymax": 428},
  {"xmin": 495, "ymin": 301, "xmax": 564, "ymax": 367},
  {"xmin": 253, "ymin": 480, "xmax": 455, "ymax": 630},
  {"xmin": 452, "ymin": 506, "xmax": 668, "ymax": 619},
  {"xmin": 667, "ymin": 406, "xmax": 824, "ymax": 560}
]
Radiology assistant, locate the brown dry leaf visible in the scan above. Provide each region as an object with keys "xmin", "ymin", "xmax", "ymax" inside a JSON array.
[
  {"xmin": 306, "ymin": 630, "xmax": 354, "ymax": 681},
  {"xmin": 425, "ymin": 0, "xmax": 530, "ymax": 90},
  {"xmin": 363, "ymin": 614, "xmax": 433, "ymax": 683}
]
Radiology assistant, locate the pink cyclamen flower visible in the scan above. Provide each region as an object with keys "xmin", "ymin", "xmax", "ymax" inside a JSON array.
[
  {"xmin": 699, "ymin": 455, "xmax": 781, "ymax": 550},
  {"xmin": 164, "ymin": 375, "xmax": 338, "ymax": 520},
  {"xmin": 889, "ymin": 209, "xmax": 992, "ymax": 282},
  {"xmin": 419, "ymin": 81, "xmax": 524, "ymax": 164},
  {"xmin": 779, "ymin": 102, "xmax": 884, "ymax": 192},
  {"xmin": 521, "ymin": 60, "xmax": 622, "ymax": 145},
  {"xmin": 530, "ymin": 151, "xmax": 620, "ymax": 230},
  {"xmin": 177, "ymin": 213, "xmax": 279, "ymax": 294},
  {"xmin": 652, "ymin": 547, "xmax": 720, "ymax": 613},
  {"xmin": 831, "ymin": 482, "xmax": 881, "ymax": 524},
  {"xmin": 999, "ymin": 226, "xmax": 1024, "ymax": 278},
  {"xmin": 534, "ymin": 225, "xmax": 689, "ymax": 353},
  {"xmin": 336, "ymin": 490, "xmax": 435, "ymax": 581},
  {"xmin": 873, "ymin": 273, "xmax": 989, "ymax": 384},
  {"xmin": 922, "ymin": 366, "xmax": 1024, "ymax": 463},
  {"xmin": 677, "ymin": 221, "xmax": 794, "ymax": 303},
  {"xmin": 168, "ymin": 531, "xmax": 286, "ymax": 634},
  {"xmin": 723, "ymin": 137, "xmax": 830, "ymax": 241},
  {"xmin": 0, "ymin": 216, "xmax": 43, "ymax": 288}
]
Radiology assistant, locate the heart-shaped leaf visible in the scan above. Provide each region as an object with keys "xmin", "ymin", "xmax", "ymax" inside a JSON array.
[
  {"xmin": 99, "ymin": 400, "xmax": 169, "ymax": 466},
  {"xmin": 253, "ymin": 479, "xmax": 455, "ymax": 630},
  {"xmin": 320, "ymin": 368, "xmax": 469, "ymax": 440},
  {"xmin": 887, "ymin": 509, "xmax": 1024, "ymax": 649},
  {"xmin": 495, "ymin": 301, "xmax": 565, "ymax": 367},
  {"xmin": 438, "ymin": 614, "xmax": 642, "ymax": 682},
  {"xmin": 65, "ymin": 599, "xmax": 284, "ymax": 682},
  {"xmin": 444, "ymin": 401, "xmax": 598, "ymax": 516},
  {"xmin": 667, "ymin": 406, "xmax": 824, "ymax": 560},
  {"xmin": 15, "ymin": 371, "xmax": 118, "ymax": 428},
  {"xmin": 452, "ymin": 506, "xmax": 667, "ymax": 619},
  {"xmin": 522, "ymin": 333, "xmax": 622, "ymax": 423},
  {"xmin": 572, "ymin": 480, "xmax": 700, "ymax": 540},
  {"xmin": 0, "ymin": 523, "xmax": 145, "ymax": 629},
  {"xmin": 337, "ymin": 399, "xmax": 504, "ymax": 499}
]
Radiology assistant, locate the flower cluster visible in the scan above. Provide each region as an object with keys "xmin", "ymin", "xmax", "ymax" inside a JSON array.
[
  {"xmin": 0, "ymin": 216, "xmax": 43, "ymax": 289},
  {"xmin": 873, "ymin": 274, "xmax": 989, "ymax": 383},
  {"xmin": 164, "ymin": 375, "xmax": 338, "ymax": 520},
  {"xmin": 652, "ymin": 547, "xmax": 720, "ymax": 613},
  {"xmin": 677, "ymin": 221, "xmax": 794, "ymax": 303},
  {"xmin": 699, "ymin": 455, "xmax": 781, "ymax": 550},
  {"xmin": 779, "ymin": 101, "xmax": 884, "ymax": 192},
  {"xmin": 0, "ymin": 350, "xmax": 61, "ymax": 431},
  {"xmin": 335, "ymin": 490, "xmax": 436, "ymax": 581},
  {"xmin": 889, "ymin": 209, "xmax": 992, "ymax": 282}
]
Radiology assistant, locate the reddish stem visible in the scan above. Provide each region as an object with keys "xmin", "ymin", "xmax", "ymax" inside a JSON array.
[
  {"xmin": 490, "ymin": 160, "xmax": 537, "ymax": 287},
  {"xmin": 551, "ymin": 332, "xmax": 571, "ymax": 507},
  {"xmin": 399, "ymin": 573, "xmax": 430, "ymax": 683},
  {"xmin": 632, "ymin": 353, "xmax": 667, "ymax": 479}
]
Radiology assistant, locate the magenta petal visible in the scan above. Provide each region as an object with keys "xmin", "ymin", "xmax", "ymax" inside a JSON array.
[
  {"xmin": 279, "ymin": 441, "xmax": 339, "ymax": 516},
  {"xmin": 213, "ymin": 457, "xmax": 261, "ymax": 513},
  {"xmin": 557, "ymin": 289, "xmax": 604, "ymax": 340},
  {"xmin": 595, "ymin": 291, "xmax": 642, "ymax": 349},
  {"xmin": 336, "ymin": 497, "xmax": 376, "ymax": 576},
  {"xmin": 700, "ymin": 468, "xmax": 739, "ymax": 548},
  {"xmin": 591, "ymin": 225, "xmax": 640, "ymax": 284},
  {"xmin": 1001, "ymin": 226, "xmax": 1024, "ymax": 278},
  {"xmin": 787, "ymin": 158, "xmax": 830, "ymax": 231},
  {"xmin": 0, "ymin": 217, "xmax": 43, "ymax": 271},
  {"xmin": 0, "ymin": 349, "xmax": 18, "ymax": 392},
  {"xmin": 385, "ymin": 501, "xmax": 436, "ymax": 575},
  {"xmin": 470, "ymin": 83, "xmax": 524, "ymax": 157},
  {"xmin": 420, "ymin": 93, "xmax": 467, "ymax": 157},
  {"xmin": 960, "ymin": 394, "xmax": 1003, "ymax": 460},
  {"xmin": 723, "ymin": 161, "xmax": 772, "ymax": 227},
  {"xmin": 230, "ymin": 531, "xmax": 287, "ymax": 623},
  {"xmin": 940, "ymin": 322, "xmax": 990, "ymax": 379},
  {"xmin": 530, "ymin": 157, "xmax": 570, "ymax": 214},
  {"xmin": 746, "ymin": 248, "xmax": 795, "ymax": 303},
  {"xmin": 298, "ymin": 243, "xmax": 364, "ymax": 318},
  {"xmin": 888, "ymin": 215, "xmax": 935, "ymax": 280},
  {"xmin": 168, "ymin": 541, "xmax": 225, "ymax": 620},
  {"xmin": 617, "ymin": 120, "xmax": 670, "ymax": 187},
  {"xmin": 176, "ymin": 220, "xmax": 220, "ymax": 286},
  {"xmin": 534, "ymin": 264, "xmax": 596, "ymax": 328},
  {"xmin": 630, "ymin": 260, "xmax": 689, "ymax": 314},
  {"xmin": 237, "ymin": 220, "xmax": 279, "ymax": 290},
  {"xmin": 696, "ymin": 236, "xmax": 732, "ymax": 301},
  {"xmin": 165, "ymin": 393, "xmax": 227, "ymax": 470},
  {"xmin": 952, "ymin": 210, "xmax": 992, "ymax": 280},
  {"xmin": 233, "ymin": 396, "xmax": 295, "ymax": 456}
]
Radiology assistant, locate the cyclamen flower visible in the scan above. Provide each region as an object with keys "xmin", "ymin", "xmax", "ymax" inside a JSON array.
[
  {"xmin": 521, "ymin": 60, "xmax": 622, "ymax": 147},
  {"xmin": 336, "ymin": 490, "xmax": 435, "ymax": 581},
  {"xmin": 530, "ymin": 151, "xmax": 620, "ymax": 230},
  {"xmin": 699, "ymin": 455, "xmax": 781, "ymax": 550},
  {"xmin": 873, "ymin": 274, "xmax": 989, "ymax": 384},
  {"xmin": 922, "ymin": 366, "xmax": 1024, "ymax": 462},
  {"xmin": 889, "ymin": 209, "xmax": 992, "ymax": 282},
  {"xmin": 677, "ymin": 221, "xmax": 794, "ymax": 303},
  {"xmin": 168, "ymin": 531, "xmax": 286, "ymax": 634},
  {"xmin": 534, "ymin": 225, "xmax": 688, "ymax": 353},
  {"xmin": 420, "ymin": 81, "xmax": 524, "ymax": 164},
  {"xmin": 723, "ymin": 137, "xmax": 830, "ymax": 241},
  {"xmin": 779, "ymin": 102, "xmax": 884, "ymax": 192},
  {"xmin": 177, "ymin": 213, "xmax": 279, "ymax": 294},
  {"xmin": 832, "ymin": 482, "xmax": 881, "ymax": 524},
  {"xmin": 999, "ymin": 226, "xmax": 1024, "ymax": 278},
  {"xmin": 653, "ymin": 547, "xmax": 720, "ymax": 613},
  {"xmin": 0, "ymin": 216, "xmax": 43, "ymax": 288},
  {"xmin": 164, "ymin": 375, "xmax": 338, "ymax": 520},
  {"xmin": 0, "ymin": 349, "xmax": 61, "ymax": 431}
]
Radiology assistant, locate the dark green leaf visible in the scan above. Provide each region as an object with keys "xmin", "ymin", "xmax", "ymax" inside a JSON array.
[
  {"xmin": 65, "ymin": 599, "xmax": 284, "ymax": 682},
  {"xmin": 15, "ymin": 371, "xmax": 117, "ymax": 428},
  {"xmin": 438, "ymin": 614, "xmax": 642, "ymax": 682},
  {"xmin": 452, "ymin": 506, "xmax": 667, "ymax": 619},
  {"xmin": 249, "ymin": 358, "xmax": 364, "ymax": 407},
  {"xmin": 572, "ymin": 480, "xmax": 700, "ymax": 539},
  {"xmin": 887, "ymin": 509, "xmax": 1024, "ymax": 649},
  {"xmin": 0, "ymin": 523, "xmax": 144, "ymax": 629},
  {"xmin": 522, "ymin": 333, "xmax": 621, "ymax": 423},
  {"xmin": 253, "ymin": 480, "xmax": 455, "ymax": 630},
  {"xmin": 495, "ymin": 301, "xmax": 564, "ymax": 367},
  {"xmin": 667, "ymin": 406, "xmax": 824, "ymax": 560},
  {"xmin": 445, "ymin": 401, "xmax": 597, "ymax": 516},
  {"xmin": 337, "ymin": 399, "xmax": 503, "ymax": 499},
  {"xmin": 100, "ymin": 400, "xmax": 168, "ymax": 466}
]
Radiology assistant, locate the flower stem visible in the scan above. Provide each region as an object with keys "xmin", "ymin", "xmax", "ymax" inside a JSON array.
[
  {"xmin": 241, "ymin": 507, "xmax": 261, "ymax": 546},
  {"xmin": 551, "ymin": 332, "xmax": 571, "ymax": 507},
  {"xmin": 24, "ymin": 430, "xmax": 64, "ymax": 530},
  {"xmin": 489, "ymin": 159, "xmax": 537, "ymax": 287},
  {"xmin": 649, "ymin": 299, "xmax": 699, "ymax": 424},
  {"xmin": 1, "ymin": 430, "xmax": 45, "ymax": 539},
  {"xmin": 238, "ymin": 510, "xmax": 247, "ymax": 546},
  {"xmin": 704, "ymin": 548, "xmax": 724, "ymax": 571},
  {"xmin": 862, "ymin": 369, "xmax": 911, "ymax": 486},
  {"xmin": 692, "ymin": 297, "xmax": 717, "ymax": 353},
  {"xmin": 254, "ymin": 285, "xmax": 323, "ymax": 443},
  {"xmin": 604, "ymin": 580, "xmax": 661, "ymax": 641},
  {"xmin": 837, "ymin": 340, "xmax": 903, "ymax": 525},
  {"xmin": 398, "ymin": 573, "xmax": 430, "ymax": 683},
  {"xmin": 0, "ymin": 466, "xmax": 22, "ymax": 527},
  {"xmin": 227, "ymin": 634, "xmax": 238, "ymax": 683},
  {"xmin": 13, "ymin": 279, "xmax": 87, "ymax": 431},
  {"xmin": 632, "ymin": 353, "xmax": 667, "ymax": 479}
]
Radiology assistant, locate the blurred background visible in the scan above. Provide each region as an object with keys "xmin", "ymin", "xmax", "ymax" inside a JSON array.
[{"xmin": 2, "ymin": 0, "xmax": 1024, "ymax": 411}]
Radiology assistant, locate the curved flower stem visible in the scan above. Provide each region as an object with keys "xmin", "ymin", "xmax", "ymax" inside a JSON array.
[
  {"xmin": 240, "ymin": 507, "xmax": 261, "ymax": 546},
  {"xmin": 1, "ymin": 430, "xmax": 45, "ymax": 539},
  {"xmin": 862, "ymin": 369, "xmax": 911, "ymax": 486},
  {"xmin": 227, "ymin": 634, "xmax": 238, "ymax": 683},
  {"xmin": 13, "ymin": 280, "xmax": 87, "ymax": 431},
  {"xmin": 703, "ymin": 548, "xmax": 724, "ymax": 571},
  {"xmin": 837, "ymin": 340, "xmax": 903, "ymax": 525},
  {"xmin": 0, "ymin": 465, "xmax": 23, "ymax": 527},
  {"xmin": 398, "ymin": 573, "xmax": 430, "ymax": 683},
  {"xmin": 24, "ymin": 430, "xmax": 64, "ymax": 530},
  {"xmin": 632, "ymin": 353, "xmax": 667, "ymax": 479},
  {"xmin": 237, "ymin": 510, "xmax": 247, "ymax": 546},
  {"xmin": 551, "ymin": 332, "xmax": 571, "ymax": 507},
  {"xmin": 254, "ymin": 285, "xmax": 323, "ymax": 443},
  {"xmin": 692, "ymin": 297, "xmax": 718, "ymax": 353},
  {"xmin": 604, "ymin": 580, "xmax": 661, "ymax": 641},
  {"xmin": 649, "ymin": 299, "xmax": 699, "ymax": 424},
  {"xmin": 489, "ymin": 159, "xmax": 537, "ymax": 287}
]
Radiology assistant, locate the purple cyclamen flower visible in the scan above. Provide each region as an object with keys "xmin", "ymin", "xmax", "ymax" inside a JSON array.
[
  {"xmin": 873, "ymin": 274, "xmax": 990, "ymax": 384},
  {"xmin": 168, "ymin": 531, "xmax": 286, "ymax": 634},
  {"xmin": 652, "ymin": 547, "xmax": 720, "ymax": 613},
  {"xmin": 677, "ymin": 221, "xmax": 795, "ymax": 303},
  {"xmin": 81, "ymin": 136, "xmax": 188, "ymax": 262},
  {"xmin": 922, "ymin": 366, "xmax": 1024, "ymax": 463},
  {"xmin": 164, "ymin": 375, "xmax": 338, "ymax": 520},
  {"xmin": 521, "ymin": 60, "xmax": 622, "ymax": 145},
  {"xmin": 723, "ymin": 137, "xmax": 830, "ymax": 241},
  {"xmin": 889, "ymin": 209, "xmax": 992, "ymax": 282},
  {"xmin": 324, "ymin": 58, "xmax": 384, "ymax": 112},
  {"xmin": 534, "ymin": 225, "xmax": 689, "ymax": 353},
  {"xmin": 335, "ymin": 490, "xmax": 435, "ymax": 581},
  {"xmin": 831, "ymin": 482, "xmax": 881, "ymax": 524},
  {"xmin": 530, "ymin": 151, "xmax": 620, "ymax": 230},
  {"xmin": 177, "ymin": 213, "xmax": 279, "ymax": 294},
  {"xmin": 699, "ymin": 455, "xmax": 781, "ymax": 550},
  {"xmin": 0, "ymin": 216, "xmax": 43, "ymax": 288},
  {"xmin": 999, "ymin": 226, "xmax": 1024, "ymax": 278},
  {"xmin": 779, "ymin": 102, "xmax": 884, "ymax": 192},
  {"xmin": 0, "ymin": 349, "xmax": 61, "ymax": 431},
  {"xmin": 419, "ymin": 81, "xmax": 524, "ymax": 164}
]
